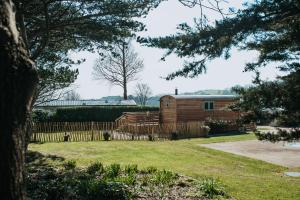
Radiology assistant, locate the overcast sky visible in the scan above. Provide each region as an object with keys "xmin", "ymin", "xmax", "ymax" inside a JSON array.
[{"xmin": 71, "ymin": 1, "xmax": 283, "ymax": 99}]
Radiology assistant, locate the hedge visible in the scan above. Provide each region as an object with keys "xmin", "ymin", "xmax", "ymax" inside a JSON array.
[
  {"xmin": 204, "ymin": 119, "xmax": 240, "ymax": 134},
  {"xmin": 33, "ymin": 106, "xmax": 159, "ymax": 122}
]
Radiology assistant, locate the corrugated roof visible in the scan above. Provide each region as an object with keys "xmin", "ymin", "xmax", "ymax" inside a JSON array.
[
  {"xmin": 166, "ymin": 95, "xmax": 237, "ymax": 100},
  {"xmin": 37, "ymin": 100, "xmax": 137, "ymax": 107}
]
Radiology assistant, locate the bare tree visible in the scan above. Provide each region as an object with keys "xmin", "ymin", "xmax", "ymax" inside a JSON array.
[
  {"xmin": 135, "ymin": 83, "xmax": 152, "ymax": 106},
  {"xmin": 93, "ymin": 39, "xmax": 144, "ymax": 100},
  {"xmin": 64, "ymin": 90, "xmax": 81, "ymax": 100}
]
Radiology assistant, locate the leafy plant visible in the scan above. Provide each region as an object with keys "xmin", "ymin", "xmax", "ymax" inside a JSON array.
[
  {"xmin": 78, "ymin": 180, "xmax": 131, "ymax": 200},
  {"xmin": 141, "ymin": 166, "xmax": 157, "ymax": 174},
  {"xmin": 106, "ymin": 163, "xmax": 121, "ymax": 178},
  {"xmin": 87, "ymin": 162, "xmax": 104, "ymax": 175},
  {"xmin": 170, "ymin": 132, "xmax": 178, "ymax": 140},
  {"xmin": 197, "ymin": 177, "xmax": 226, "ymax": 198},
  {"xmin": 152, "ymin": 170, "xmax": 176, "ymax": 186},
  {"xmin": 115, "ymin": 174, "xmax": 137, "ymax": 186},
  {"xmin": 124, "ymin": 164, "xmax": 138, "ymax": 175},
  {"xmin": 103, "ymin": 131, "xmax": 110, "ymax": 141},
  {"xmin": 148, "ymin": 134, "xmax": 154, "ymax": 141},
  {"xmin": 63, "ymin": 160, "xmax": 76, "ymax": 170},
  {"xmin": 205, "ymin": 119, "xmax": 239, "ymax": 134}
]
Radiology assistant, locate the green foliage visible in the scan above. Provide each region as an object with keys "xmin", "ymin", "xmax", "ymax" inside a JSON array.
[
  {"xmin": 33, "ymin": 106, "xmax": 159, "ymax": 122},
  {"xmin": 27, "ymin": 153, "xmax": 220, "ymax": 200},
  {"xmin": 152, "ymin": 170, "xmax": 176, "ymax": 186},
  {"xmin": 63, "ymin": 160, "xmax": 76, "ymax": 170},
  {"xmin": 78, "ymin": 180, "xmax": 131, "ymax": 200},
  {"xmin": 171, "ymin": 132, "xmax": 179, "ymax": 140},
  {"xmin": 32, "ymin": 110, "xmax": 53, "ymax": 122},
  {"xmin": 232, "ymin": 70, "xmax": 300, "ymax": 128},
  {"xmin": 114, "ymin": 174, "xmax": 137, "ymax": 186},
  {"xmin": 103, "ymin": 131, "xmax": 111, "ymax": 141},
  {"xmin": 255, "ymin": 128, "xmax": 300, "ymax": 143},
  {"xmin": 87, "ymin": 162, "xmax": 104, "ymax": 175},
  {"xmin": 140, "ymin": 0, "xmax": 300, "ymax": 79},
  {"xmin": 16, "ymin": 0, "xmax": 162, "ymax": 105},
  {"xmin": 141, "ymin": 166, "xmax": 158, "ymax": 174},
  {"xmin": 205, "ymin": 119, "xmax": 239, "ymax": 134},
  {"xmin": 106, "ymin": 164, "xmax": 121, "ymax": 179},
  {"xmin": 124, "ymin": 164, "xmax": 138, "ymax": 175},
  {"xmin": 197, "ymin": 178, "xmax": 227, "ymax": 199}
]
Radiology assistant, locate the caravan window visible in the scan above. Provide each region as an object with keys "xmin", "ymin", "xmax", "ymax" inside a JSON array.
[{"xmin": 204, "ymin": 101, "xmax": 214, "ymax": 111}]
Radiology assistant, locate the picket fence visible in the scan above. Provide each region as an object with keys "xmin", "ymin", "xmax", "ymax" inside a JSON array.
[{"xmin": 31, "ymin": 121, "xmax": 209, "ymax": 143}]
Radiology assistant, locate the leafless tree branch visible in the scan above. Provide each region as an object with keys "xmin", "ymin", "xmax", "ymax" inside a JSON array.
[{"xmin": 93, "ymin": 39, "xmax": 144, "ymax": 99}]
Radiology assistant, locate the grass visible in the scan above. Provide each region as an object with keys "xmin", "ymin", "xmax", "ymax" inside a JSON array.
[{"xmin": 29, "ymin": 133, "xmax": 300, "ymax": 200}]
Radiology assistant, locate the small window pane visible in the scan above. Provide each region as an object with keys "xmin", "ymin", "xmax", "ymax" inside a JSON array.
[
  {"xmin": 210, "ymin": 102, "xmax": 214, "ymax": 110},
  {"xmin": 204, "ymin": 102, "xmax": 209, "ymax": 110}
]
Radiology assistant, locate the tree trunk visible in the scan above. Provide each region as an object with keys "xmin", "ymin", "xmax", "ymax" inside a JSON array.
[
  {"xmin": 122, "ymin": 42, "xmax": 128, "ymax": 100},
  {"xmin": 0, "ymin": 0, "xmax": 39, "ymax": 199},
  {"xmin": 123, "ymin": 82, "xmax": 128, "ymax": 100}
]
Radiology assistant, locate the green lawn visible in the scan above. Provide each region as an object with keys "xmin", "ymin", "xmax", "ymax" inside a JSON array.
[{"xmin": 29, "ymin": 133, "xmax": 300, "ymax": 200}]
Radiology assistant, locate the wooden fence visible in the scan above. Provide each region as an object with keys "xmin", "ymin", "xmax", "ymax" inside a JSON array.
[{"xmin": 31, "ymin": 121, "xmax": 209, "ymax": 143}]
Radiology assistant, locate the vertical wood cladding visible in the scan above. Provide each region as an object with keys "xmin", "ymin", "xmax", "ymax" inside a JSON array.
[{"xmin": 160, "ymin": 96, "xmax": 177, "ymax": 124}]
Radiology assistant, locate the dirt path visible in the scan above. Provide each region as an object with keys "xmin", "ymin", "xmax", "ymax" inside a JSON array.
[{"xmin": 200, "ymin": 140, "xmax": 300, "ymax": 168}]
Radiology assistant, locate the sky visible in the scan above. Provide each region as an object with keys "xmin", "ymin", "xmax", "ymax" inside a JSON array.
[{"xmin": 71, "ymin": 1, "xmax": 283, "ymax": 99}]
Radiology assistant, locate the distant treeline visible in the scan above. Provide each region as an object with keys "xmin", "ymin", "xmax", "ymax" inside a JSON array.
[{"xmin": 33, "ymin": 106, "xmax": 159, "ymax": 122}]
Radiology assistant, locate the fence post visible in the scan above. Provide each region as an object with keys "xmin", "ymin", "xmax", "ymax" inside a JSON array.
[
  {"xmin": 91, "ymin": 121, "xmax": 94, "ymax": 141},
  {"xmin": 111, "ymin": 122, "xmax": 114, "ymax": 140}
]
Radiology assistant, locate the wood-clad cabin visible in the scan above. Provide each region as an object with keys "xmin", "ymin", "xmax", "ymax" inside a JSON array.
[{"xmin": 159, "ymin": 95, "xmax": 240, "ymax": 124}]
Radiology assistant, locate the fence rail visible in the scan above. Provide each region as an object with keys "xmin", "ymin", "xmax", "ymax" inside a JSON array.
[{"xmin": 31, "ymin": 121, "xmax": 209, "ymax": 143}]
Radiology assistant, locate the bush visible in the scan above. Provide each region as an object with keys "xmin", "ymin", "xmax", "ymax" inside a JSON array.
[
  {"xmin": 34, "ymin": 106, "xmax": 159, "ymax": 122},
  {"xmin": 274, "ymin": 113, "xmax": 300, "ymax": 127},
  {"xmin": 32, "ymin": 109, "xmax": 54, "ymax": 122},
  {"xmin": 152, "ymin": 170, "xmax": 176, "ymax": 186},
  {"xmin": 141, "ymin": 166, "xmax": 158, "ymax": 174},
  {"xmin": 205, "ymin": 119, "xmax": 239, "ymax": 134},
  {"xmin": 106, "ymin": 164, "xmax": 121, "ymax": 178},
  {"xmin": 103, "ymin": 131, "xmax": 110, "ymax": 141},
  {"xmin": 63, "ymin": 160, "xmax": 76, "ymax": 170},
  {"xmin": 170, "ymin": 132, "xmax": 178, "ymax": 140},
  {"xmin": 124, "ymin": 164, "xmax": 138, "ymax": 175},
  {"xmin": 255, "ymin": 128, "xmax": 300, "ymax": 142},
  {"xmin": 197, "ymin": 177, "xmax": 227, "ymax": 198},
  {"xmin": 87, "ymin": 162, "xmax": 104, "ymax": 175},
  {"xmin": 78, "ymin": 180, "xmax": 131, "ymax": 200},
  {"xmin": 148, "ymin": 134, "xmax": 154, "ymax": 141}
]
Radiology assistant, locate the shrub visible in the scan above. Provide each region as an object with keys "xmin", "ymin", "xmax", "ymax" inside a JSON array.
[
  {"xmin": 106, "ymin": 164, "xmax": 121, "ymax": 178},
  {"xmin": 32, "ymin": 109, "xmax": 53, "ymax": 122},
  {"xmin": 205, "ymin": 119, "xmax": 239, "ymax": 134},
  {"xmin": 148, "ymin": 134, "xmax": 154, "ymax": 141},
  {"xmin": 103, "ymin": 131, "xmax": 110, "ymax": 141},
  {"xmin": 78, "ymin": 180, "xmax": 131, "ymax": 200},
  {"xmin": 197, "ymin": 177, "xmax": 226, "ymax": 198},
  {"xmin": 141, "ymin": 166, "xmax": 157, "ymax": 174},
  {"xmin": 114, "ymin": 174, "xmax": 137, "ymax": 186},
  {"xmin": 124, "ymin": 164, "xmax": 138, "ymax": 175},
  {"xmin": 87, "ymin": 162, "xmax": 104, "ymax": 175},
  {"xmin": 170, "ymin": 132, "xmax": 178, "ymax": 140},
  {"xmin": 63, "ymin": 160, "xmax": 76, "ymax": 170},
  {"xmin": 152, "ymin": 170, "xmax": 176, "ymax": 186},
  {"xmin": 255, "ymin": 128, "xmax": 300, "ymax": 143}
]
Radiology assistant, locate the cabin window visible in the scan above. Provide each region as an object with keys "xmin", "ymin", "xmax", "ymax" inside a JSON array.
[{"xmin": 204, "ymin": 101, "xmax": 214, "ymax": 111}]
